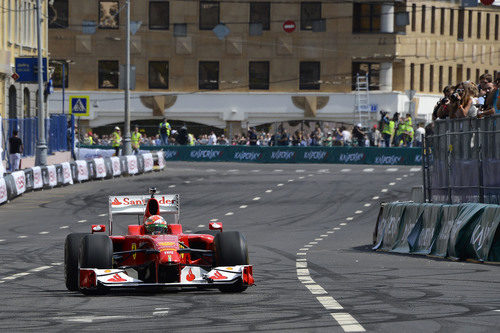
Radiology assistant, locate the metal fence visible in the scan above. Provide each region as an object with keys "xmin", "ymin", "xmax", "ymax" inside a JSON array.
[
  {"xmin": 2, "ymin": 115, "xmax": 69, "ymax": 164},
  {"xmin": 423, "ymin": 114, "xmax": 500, "ymax": 204}
]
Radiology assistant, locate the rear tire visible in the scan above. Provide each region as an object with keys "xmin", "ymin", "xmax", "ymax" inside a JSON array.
[
  {"xmin": 214, "ymin": 231, "xmax": 249, "ymax": 293},
  {"xmin": 64, "ymin": 233, "xmax": 87, "ymax": 291}
]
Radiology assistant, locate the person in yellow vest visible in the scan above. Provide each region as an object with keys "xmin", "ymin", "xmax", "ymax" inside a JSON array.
[
  {"xmin": 131, "ymin": 126, "xmax": 142, "ymax": 155},
  {"xmin": 188, "ymin": 133, "xmax": 195, "ymax": 146},
  {"xmin": 112, "ymin": 126, "xmax": 121, "ymax": 156},
  {"xmin": 401, "ymin": 114, "xmax": 413, "ymax": 147},
  {"xmin": 381, "ymin": 112, "xmax": 394, "ymax": 147},
  {"xmin": 159, "ymin": 118, "xmax": 171, "ymax": 145}
]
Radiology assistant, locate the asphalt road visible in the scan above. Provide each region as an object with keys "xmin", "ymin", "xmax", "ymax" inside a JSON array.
[{"xmin": 0, "ymin": 162, "xmax": 499, "ymax": 332}]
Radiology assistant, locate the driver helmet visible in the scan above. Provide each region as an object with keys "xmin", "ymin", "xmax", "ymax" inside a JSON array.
[{"xmin": 144, "ymin": 215, "xmax": 168, "ymax": 235}]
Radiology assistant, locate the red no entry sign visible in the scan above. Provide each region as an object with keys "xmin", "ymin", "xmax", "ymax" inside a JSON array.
[{"xmin": 283, "ymin": 20, "xmax": 296, "ymax": 33}]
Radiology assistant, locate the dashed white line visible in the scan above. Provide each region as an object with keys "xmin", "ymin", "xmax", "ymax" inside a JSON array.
[
  {"xmin": 228, "ymin": 169, "xmax": 239, "ymax": 173},
  {"xmin": 297, "ymin": 253, "xmax": 307, "ymax": 256},
  {"xmin": 299, "ymin": 248, "xmax": 309, "ymax": 251},
  {"xmin": 295, "ymin": 169, "xmax": 306, "ymax": 173},
  {"xmin": 251, "ymin": 170, "xmax": 260, "ymax": 173},
  {"xmin": 410, "ymin": 167, "xmax": 422, "ymax": 172},
  {"xmin": 60, "ymin": 226, "xmax": 69, "ymax": 229},
  {"xmin": 389, "ymin": 182, "xmax": 396, "ymax": 186},
  {"xmin": 225, "ymin": 212, "xmax": 234, "ymax": 216},
  {"xmin": 210, "ymin": 219, "xmax": 218, "ymax": 222},
  {"xmin": 196, "ymin": 178, "xmax": 204, "ymax": 181},
  {"xmin": 265, "ymin": 189, "xmax": 273, "ymax": 193},
  {"xmin": 334, "ymin": 227, "xmax": 341, "ymax": 230},
  {"xmin": 330, "ymin": 313, "xmax": 365, "ymax": 332},
  {"xmin": 185, "ymin": 230, "xmax": 192, "ymax": 233},
  {"xmin": 0, "ymin": 281, "xmax": 4, "ymax": 284},
  {"xmin": 309, "ymin": 242, "xmax": 318, "ymax": 245},
  {"xmin": 341, "ymin": 169, "xmax": 351, "ymax": 172},
  {"xmin": 308, "ymin": 174, "xmax": 314, "ymax": 177},
  {"xmin": 239, "ymin": 205, "xmax": 248, "ymax": 209},
  {"xmin": 98, "ymin": 213, "xmax": 107, "ymax": 217},
  {"xmin": 39, "ymin": 231, "xmax": 49, "ymax": 235},
  {"xmin": 197, "ymin": 224, "xmax": 205, "ymax": 228},
  {"xmin": 304, "ymin": 284, "xmax": 328, "ymax": 295},
  {"xmin": 320, "ymin": 234, "xmax": 328, "ymax": 237},
  {"xmin": 304, "ymin": 244, "xmax": 313, "ymax": 248},
  {"xmin": 253, "ymin": 197, "xmax": 261, "ymax": 201},
  {"xmin": 288, "ymin": 179, "xmax": 294, "ymax": 182},
  {"xmin": 78, "ymin": 219, "xmax": 87, "ymax": 223},
  {"xmin": 299, "ymin": 176, "xmax": 305, "ymax": 179},
  {"xmin": 396, "ymin": 177, "xmax": 402, "ymax": 181},
  {"xmin": 0, "ymin": 239, "xmax": 5, "ymax": 242},
  {"xmin": 273, "ymin": 169, "xmax": 283, "ymax": 172},
  {"xmin": 386, "ymin": 168, "xmax": 398, "ymax": 172},
  {"xmin": 298, "ymin": 275, "xmax": 316, "ymax": 284},
  {"xmin": 314, "ymin": 238, "xmax": 323, "ymax": 241},
  {"xmin": 206, "ymin": 169, "xmax": 217, "ymax": 172},
  {"xmin": 364, "ymin": 203, "xmax": 371, "ymax": 207},
  {"xmin": 340, "ymin": 223, "xmax": 347, "ymax": 226},
  {"xmin": 184, "ymin": 181, "xmax": 191, "ymax": 184},
  {"xmin": 327, "ymin": 231, "xmax": 335, "ymax": 234},
  {"xmin": 355, "ymin": 210, "xmax": 363, "ymax": 214},
  {"xmin": 346, "ymin": 217, "xmax": 354, "ymax": 221},
  {"xmin": 30, "ymin": 266, "xmax": 51, "ymax": 272},
  {"xmin": 372, "ymin": 196, "xmax": 379, "ymax": 200},
  {"xmin": 277, "ymin": 184, "xmax": 284, "ymax": 187},
  {"xmin": 296, "ymin": 262, "xmax": 307, "ymax": 268},
  {"xmin": 363, "ymin": 168, "xmax": 374, "ymax": 172},
  {"xmin": 296, "ymin": 258, "xmax": 307, "ymax": 262},
  {"xmin": 403, "ymin": 174, "xmax": 408, "ymax": 177},
  {"xmin": 168, "ymin": 185, "xmax": 176, "ymax": 188},
  {"xmin": 153, "ymin": 307, "xmax": 169, "ymax": 316},
  {"xmin": 296, "ymin": 268, "xmax": 310, "ymax": 276},
  {"xmin": 3, "ymin": 272, "xmax": 30, "ymax": 280},
  {"xmin": 316, "ymin": 296, "xmax": 344, "ymax": 310},
  {"xmin": 51, "ymin": 262, "xmax": 63, "ymax": 266},
  {"xmin": 381, "ymin": 189, "xmax": 388, "ymax": 192},
  {"xmin": 18, "ymin": 235, "xmax": 27, "ymax": 239}
]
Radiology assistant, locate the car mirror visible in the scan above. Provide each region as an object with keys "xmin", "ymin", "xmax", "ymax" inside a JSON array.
[
  {"xmin": 91, "ymin": 224, "xmax": 106, "ymax": 233},
  {"xmin": 209, "ymin": 222, "xmax": 223, "ymax": 232}
]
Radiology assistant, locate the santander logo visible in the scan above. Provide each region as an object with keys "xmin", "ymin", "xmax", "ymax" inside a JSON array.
[{"xmin": 112, "ymin": 198, "xmax": 122, "ymax": 205}]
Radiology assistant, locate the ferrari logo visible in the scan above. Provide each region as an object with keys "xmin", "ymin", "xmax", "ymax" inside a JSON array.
[{"xmin": 131, "ymin": 243, "xmax": 137, "ymax": 259}]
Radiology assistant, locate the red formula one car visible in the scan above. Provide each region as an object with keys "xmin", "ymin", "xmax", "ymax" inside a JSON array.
[{"xmin": 64, "ymin": 188, "xmax": 254, "ymax": 294}]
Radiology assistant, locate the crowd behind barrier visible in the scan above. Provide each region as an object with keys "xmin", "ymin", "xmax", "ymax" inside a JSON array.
[
  {"xmin": 0, "ymin": 151, "xmax": 165, "ymax": 206},
  {"xmin": 373, "ymin": 202, "xmax": 500, "ymax": 263}
]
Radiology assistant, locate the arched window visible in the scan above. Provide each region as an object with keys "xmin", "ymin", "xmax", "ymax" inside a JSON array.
[
  {"xmin": 8, "ymin": 85, "xmax": 17, "ymax": 119},
  {"xmin": 23, "ymin": 88, "xmax": 30, "ymax": 118}
]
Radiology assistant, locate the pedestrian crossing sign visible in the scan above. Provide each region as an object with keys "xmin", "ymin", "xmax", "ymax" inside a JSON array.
[{"xmin": 69, "ymin": 96, "xmax": 89, "ymax": 116}]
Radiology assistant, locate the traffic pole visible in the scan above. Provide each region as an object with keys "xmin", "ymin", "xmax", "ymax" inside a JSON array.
[
  {"xmin": 122, "ymin": 0, "xmax": 132, "ymax": 156},
  {"xmin": 35, "ymin": 0, "xmax": 47, "ymax": 166}
]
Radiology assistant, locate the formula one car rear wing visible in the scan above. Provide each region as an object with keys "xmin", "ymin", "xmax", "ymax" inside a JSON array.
[{"xmin": 108, "ymin": 193, "xmax": 180, "ymax": 235}]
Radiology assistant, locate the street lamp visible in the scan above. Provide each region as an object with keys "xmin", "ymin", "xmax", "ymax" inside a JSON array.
[
  {"xmin": 35, "ymin": 0, "xmax": 46, "ymax": 166},
  {"xmin": 122, "ymin": 0, "xmax": 132, "ymax": 156}
]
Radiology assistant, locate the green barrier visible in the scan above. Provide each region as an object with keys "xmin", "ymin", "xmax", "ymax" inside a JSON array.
[
  {"xmin": 391, "ymin": 203, "xmax": 425, "ymax": 253},
  {"xmin": 447, "ymin": 203, "xmax": 487, "ymax": 260},
  {"xmin": 409, "ymin": 203, "xmax": 443, "ymax": 255},
  {"xmin": 470, "ymin": 206, "xmax": 500, "ymax": 262},
  {"xmin": 373, "ymin": 202, "xmax": 407, "ymax": 251},
  {"xmin": 81, "ymin": 145, "xmax": 422, "ymax": 165},
  {"xmin": 431, "ymin": 205, "xmax": 461, "ymax": 257}
]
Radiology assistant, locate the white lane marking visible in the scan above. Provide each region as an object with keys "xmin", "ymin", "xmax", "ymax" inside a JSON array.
[
  {"xmin": 288, "ymin": 179, "xmax": 294, "ymax": 182},
  {"xmin": 197, "ymin": 178, "xmax": 204, "ymax": 181},
  {"xmin": 330, "ymin": 313, "xmax": 366, "ymax": 332},
  {"xmin": 309, "ymin": 242, "xmax": 318, "ymax": 245},
  {"xmin": 185, "ymin": 230, "xmax": 192, "ymax": 233},
  {"xmin": 340, "ymin": 223, "xmax": 347, "ymax": 226},
  {"xmin": 277, "ymin": 184, "xmax": 284, "ymax": 187},
  {"xmin": 296, "ymin": 262, "xmax": 307, "ymax": 268},
  {"xmin": 78, "ymin": 219, "xmax": 87, "ymax": 223},
  {"xmin": 210, "ymin": 219, "xmax": 218, "ymax": 222},
  {"xmin": 265, "ymin": 189, "xmax": 273, "ymax": 193},
  {"xmin": 297, "ymin": 252, "xmax": 307, "ymax": 256},
  {"xmin": 18, "ymin": 235, "xmax": 27, "ymax": 239},
  {"xmin": 184, "ymin": 181, "xmax": 191, "ymax": 184},
  {"xmin": 59, "ymin": 315, "xmax": 128, "ymax": 323},
  {"xmin": 251, "ymin": 170, "xmax": 260, "ymax": 173},
  {"xmin": 30, "ymin": 266, "xmax": 51, "ymax": 272},
  {"xmin": 341, "ymin": 169, "xmax": 351, "ymax": 173},
  {"xmin": 3, "ymin": 272, "xmax": 30, "ymax": 280},
  {"xmin": 396, "ymin": 178, "xmax": 402, "ymax": 181},
  {"xmin": 39, "ymin": 231, "xmax": 49, "ymax": 235},
  {"xmin": 364, "ymin": 203, "xmax": 372, "ymax": 207},
  {"xmin": 308, "ymin": 174, "xmax": 314, "ymax": 177},
  {"xmin": 0, "ymin": 281, "xmax": 4, "ymax": 284},
  {"xmin": 346, "ymin": 217, "xmax": 354, "ymax": 221},
  {"xmin": 296, "ymin": 268, "xmax": 310, "ymax": 276},
  {"xmin": 155, "ymin": 307, "xmax": 169, "ymax": 310},
  {"xmin": 318, "ymin": 169, "xmax": 330, "ymax": 173},
  {"xmin": 320, "ymin": 234, "xmax": 328, "ymax": 237},
  {"xmin": 314, "ymin": 238, "xmax": 323, "ymax": 241},
  {"xmin": 296, "ymin": 258, "xmax": 307, "ymax": 262},
  {"xmin": 225, "ymin": 212, "xmax": 234, "ymax": 216},
  {"xmin": 304, "ymin": 244, "xmax": 313, "ymax": 248},
  {"xmin": 273, "ymin": 169, "xmax": 283, "ymax": 172},
  {"xmin": 51, "ymin": 262, "xmax": 63, "ymax": 266},
  {"xmin": 0, "ymin": 239, "xmax": 5, "ymax": 242},
  {"xmin": 316, "ymin": 296, "xmax": 344, "ymax": 310},
  {"xmin": 355, "ymin": 210, "xmax": 363, "ymax": 214},
  {"xmin": 168, "ymin": 185, "xmax": 176, "ymax": 188},
  {"xmin": 305, "ymin": 284, "xmax": 328, "ymax": 295},
  {"xmin": 381, "ymin": 189, "xmax": 388, "ymax": 193},
  {"xmin": 206, "ymin": 169, "xmax": 217, "ymax": 172},
  {"xmin": 403, "ymin": 174, "xmax": 408, "ymax": 177},
  {"xmin": 494, "ymin": 310, "xmax": 500, "ymax": 312},
  {"xmin": 389, "ymin": 182, "xmax": 396, "ymax": 186},
  {"xmin": 98, "ymin": 213, "xmax": 107, "ymax": 217},
  {"xmin": 239, "ymin": 205, "xmax": 248, "ymax": 209},
  {"xmin": 372, "ymin": 196, "xmax": 380, "ymax": 200},
  {"xmin": 410, "ymin": 167, "xmax": 422, "ymax": 172},
  {"xmin": 197, "ymin": 224, "xmax": 205, "ymax": 228},
  {"xmin": 298, "ymin": 275, "xmax": 316, "ymax": 284},
  {"xmin": 334, "ymin": 227, "xmax": 341, "ymax": 230},
  {"xmin": 386, "ymin": 168, "xmax": 398, "ymax": 172},
  {"xmin": 60, "ymin": 226, "xmax": 69, "ymax": 229},
  {"xmin": 299, "ymin": 176, "xmax": 305, "ymax": 179},
  {"xmin": 299, "ymin": 248, "xmax": 309, "ymax": 251},
  {"xmin": 363, "ymin": 168, "xmax": 374, "ymax": 172},
  {"xmin": 295, "ymin": 169, "xmax": 306, "ymax": 173},
  {"xmin": 153, "ymin": 307, "xmax": 169, "ymax": 316},
  {"xmin": 327, "ymin": 231, "xmax": 335, "ymax": 234},
  {"xmin": 253, "ymin": 197, "xmax": 261, "ymax": 201},
  {"xmin": 228, "ymin": 169, "xmax": 239, "ymax": 172}
]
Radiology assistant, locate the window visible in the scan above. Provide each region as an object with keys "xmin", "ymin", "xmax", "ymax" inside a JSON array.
[
  {"xmin": 495, "ymin": 15, "xmax": 499, "ymax": 41},
  {"xmin": 410, "ymin": 63, "xmax": 415, "ymax": 90},
  {"xmin": 457, "ymin": 64, "xmax": 463, "ymax": 83},
  {"xmin": 468, "ymin": 10, "xmax": 473, "ymax": 38},
  {"xmin": 149, "ymin": 61, "xmax": 169, "ymax": 89},
  {"xmin": 199, "ymin": 61, "xmax": 219, "ymax": 89},
  {"xmin": 149, "ymin": 1, "xmax": 169, "ymax": 30},
  {"xmin": 431, "ymin": 6, "xmax": 435, "ymax": 34},
  {"xmin": 486, "ymin": 13, "xmax": 490, "ymax": 40},
  {"xmin": 419, "ymin": 64, "xmax": 424, "ymax": 91},
  {"xmin": 250, "ymin": 2, "xmax": 270, "ymax": 31},
  {"xmin": 249, "ymin": 61, "xmax": 270, "ymax": 90},
  {"xmin": 429, "ymin": 65, "xmax": 434, "ymax": 92},
  {"xmin": 99, "ymin": 1, "xmax": 119, "ymax": 29},
  {"xmin": 438, "ymin": 66, "xmax": 443, "ymax": 92},
  {"xmin": 50, "ymin": 60, "xmax": 69, "ymax": 88},
  {"xmin": 421, "ymin": 5, "xmax": 426, "ymax": 33},
  {"xmin": 352, "ymin": 3, "xmax": 381, "ymax": 33},
  {"xmin": 476, "ymin": 68, "xmax": 480, "ymax": 83},
  {"xmin": 448, "ymin": 66, "xmax": 453, "ymax": 86},
  {"xmin": 477, "ymin": 12, "xmax": 481, "ymax": 39},
  {"xmin": 458, "ymin": 9, "xmax": 464, "ymax": 41},
  {"xmin": 98, "ymin": 60, "xmax": 119, "ymax": 88},
  {"xmin": 300, "ymin": 62, "xmax": 320, "ymax": 90},
  {"xmin": 48, "ymin": 0, "xmax": 68, "ymax": 28},
  {"xmin": 440, "ymin": 8, "xmax": 445, "ymax": 35},
  {"xmin": 301, "ymin": 2, "xmax": 321, "ymax": 31},
  {"xmin": 411, "ymin": 4, "xmax": 416, "ymax": 32},
  {"xmin": 23, "ymin": 88, "xmax": 30, "ymax": 118},
  {"xmin": 199, "ymin": 1, "xmax": 219, "ymax": 30},
  {"xmin": 352, "ymin": 62, "xmax": 379, "ymax": 91},
  {"xmin": 449, "ymin": 9, "xmax": 454, "ymax": 36},
  {"xmin": 466, "ymin": 68, "xmax": 471, "ymax": 81}
]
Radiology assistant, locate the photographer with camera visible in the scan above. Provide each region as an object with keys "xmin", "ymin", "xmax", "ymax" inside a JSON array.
[
  {"xmin": 478, "ymin": 74, "xmax": 500, "ymax": 118},
  {"xmin": 433, "ymin": 86, "xmax": 454, "ymax": 120},
  {"xmin": 449, "ymin": 82, "xmax": 477, "ymax": 118}
]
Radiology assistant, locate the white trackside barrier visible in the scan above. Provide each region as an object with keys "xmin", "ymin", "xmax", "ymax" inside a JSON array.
[
  {"xmin": 111, "ymin": 156, "xmax": 121, "ymax": 176},
  {"xmin": 32, "ymin": 166, "xmax": 43, "ymax": 189},
  {"xmin": 94, "ymin": 158, "xmax": 107, "ymax": 179},
  {"xmin": 11, "ymin": 171, "xmax": 26, "ymax": 195},
  {"xmin": 75, "ymin": 160, "xmax": 89, "ymax": 182},
  {"xmin": 126, "ymin": 155, "xmax": 138, "ymax": 175},
  {"xmin": 143, "ymin": 153, "xmax": 154, "ymax": 172},
  {"xmin": 47, "ymin": 165, "xmax": 58, "ymax": 187},
  {"xmin": 61, "ymin": 162, "xmax": 74, "ymax": 185},
  {"xmin": 0, "ymin": 178, "xmax": 8, "ymax": 204}
]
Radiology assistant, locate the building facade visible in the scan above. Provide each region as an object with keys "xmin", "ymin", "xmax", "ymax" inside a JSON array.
[
  {"xmin": 0, "ymin": 0, "xmax": 49, "ymax": 120},
  {"xmin": 46, "ymin": 0, "xmax": 500, "ymax": 129}
]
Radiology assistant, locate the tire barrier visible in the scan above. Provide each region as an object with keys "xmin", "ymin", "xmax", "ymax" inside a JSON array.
[
  {"xmin": 374, "ymin": 202, "xmax": 500, "ymax": 263},
  {"xmin": 0, "ymin": 152, "xmax": 165, "ymax": 206}
]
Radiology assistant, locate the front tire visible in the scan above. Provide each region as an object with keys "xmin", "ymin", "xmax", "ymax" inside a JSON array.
[
  {"xmin": 64, "ymin": 233, "xmax": 87, "ymax": 291},
  {"xmin": 214, "ymin": 231, "xmax": 249, "ymax": 293},
  {"xmin": 79, "ymin": 234, "xmax": 113, "ymax": 269}
]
